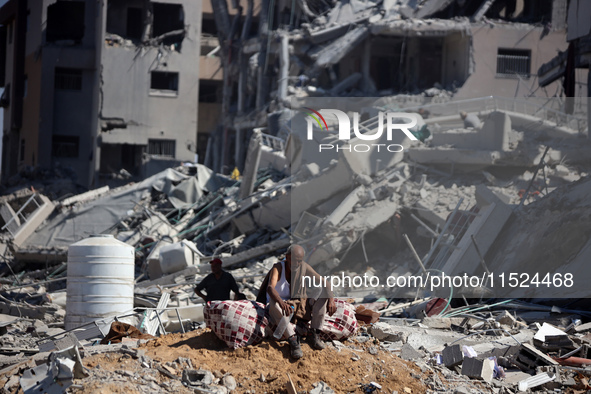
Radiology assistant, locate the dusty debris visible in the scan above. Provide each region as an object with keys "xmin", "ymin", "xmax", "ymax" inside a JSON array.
[{"xmin": 0, "ymin": 0, "xmax": 588, "ymax": 393}]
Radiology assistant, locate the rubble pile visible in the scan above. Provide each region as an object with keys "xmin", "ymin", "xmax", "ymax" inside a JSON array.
[
  {"xmin": 0, "ymin": 93, "xmax": 588, "ymax": 394},
  {"xmin": 0, "ymin": 0, "xmax": 588, "ymax": 391},
  {"xmin": 0, "ymin": 100, "xmax": 587, "ymax": 393}
]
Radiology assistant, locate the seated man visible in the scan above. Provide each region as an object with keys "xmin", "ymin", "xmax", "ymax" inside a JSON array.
[
  {"xmin": 266, "ymin": 244, "xmax": 336, "ymax": 359},
  {"xmin": 195, "ymin": 258, "xmax": 246, "ymax": 301}
]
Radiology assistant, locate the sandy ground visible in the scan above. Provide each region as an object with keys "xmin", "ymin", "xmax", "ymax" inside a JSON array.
[{"xmin": 73, "ymin": 328, "xmax": 432, "ymax": 393}]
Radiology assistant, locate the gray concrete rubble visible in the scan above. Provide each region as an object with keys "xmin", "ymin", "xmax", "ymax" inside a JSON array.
[{"xmin": 0, "ymin": 92, "xmax": 588, "ymax": 394}]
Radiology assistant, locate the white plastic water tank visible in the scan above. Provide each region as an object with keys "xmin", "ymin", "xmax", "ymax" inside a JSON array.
[{"xmin": 65, "ymin": 234, "xmax": 135, "ymax": 330}]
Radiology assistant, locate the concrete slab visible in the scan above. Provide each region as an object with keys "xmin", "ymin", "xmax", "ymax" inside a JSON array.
[
  {"xmin": 324, "ymin": 186, "xmax": 365, "ymax": 227},
  {"xmin": 407, "ymin": 147, "xmax": 502, "ymax": 166},
  {"xmin": 439, "ymin": 185, "xmax": 512, "ymax": 276}
]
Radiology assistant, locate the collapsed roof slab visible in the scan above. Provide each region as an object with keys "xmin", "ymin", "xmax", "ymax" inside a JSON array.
[
  {"xmin": 309, "ymin": 26, "xmax": 369, "ymax": 71},
  {"xmin": 430, "ymin": 111, "xmax": 519, "ymax": 151},
  {"xmin": 22, "ymin": 169, "xmax": 192, "ymax": 249},
  {"xmin": 307, "ymin": 196, "xmax": 400, "ymax": 267},
  {"xmin": 485, "ymin": 176, "xmax": 591, "ymax": 298},
  {"xmin": 414, "ymin": 0, "xmax": 456, "ymax": 19},
  {"xmin": 251, "ymin": 159, "xmax": 355, "ymax": 231},
  {"xmin": 371, "ymin": 19, "xmax": 472, "ymax": 37}
]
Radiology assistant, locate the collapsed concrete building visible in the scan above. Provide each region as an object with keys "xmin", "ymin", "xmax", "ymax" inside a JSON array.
[
  {"xmin": 0, "ymin": 0, "xmax": 202, "ymax": 188},
  {"xmin": 0, "ymin": 0, "xmax": 588, "ymax": 392},
  {"xmin": 204, "ymin": 0, "xmax": 586, "ymax": 174}
]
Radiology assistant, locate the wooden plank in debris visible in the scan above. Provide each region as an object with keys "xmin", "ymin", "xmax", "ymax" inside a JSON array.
[{"xmin": 521, "ymin": 343, "xmax": 558, "ymax": 365}]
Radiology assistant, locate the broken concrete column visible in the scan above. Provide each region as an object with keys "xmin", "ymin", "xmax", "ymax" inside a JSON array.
[
  {"xmin": 461, "ymin": 358, "xmax": 495, "ymax": 382},
  {"xmin": 277, "ymin": 32, "xmax": 289, "ymax": 103},
  {"xmin": 239, "ymin": 129, "xmax": 263, "ymax": 200},
  {"xmin": 479, "ymin": 111, "xmax": 512, "ymax": 151},
  {"xmin": 330, "ymin": 72, "xmax": 362, "ymax": 95}
]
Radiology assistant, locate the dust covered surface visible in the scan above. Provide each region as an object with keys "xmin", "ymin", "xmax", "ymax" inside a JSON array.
[{"xmin": 73, "ymin": 328, "xmax": 431, "ymax": 393}]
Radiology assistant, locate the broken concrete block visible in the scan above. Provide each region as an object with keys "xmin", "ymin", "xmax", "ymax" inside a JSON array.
[
  {"xmin": 310, "ymin": 381, "xmax": 335, "ymax": 394},
  {"xmin": 368, "ymin": 322, "xmax": 407, "ymax": 342},
  {"xmin": 575, "ymin": 322, "xmax": 591, "ymax": 333},
  {"xmin": 495, "ymin": 310, "xmax": 517, "ymax": 327},
  {"xmin": 479, "ymin": 111, "xmax": 512, "ymax": 152},
  {"xmin": 340, "ymin": 128, "xmax": 409, "ymax": 177},
  {"xmin": 421, "ymin": 317, "xmax": 466, "ymax": 329},
  {"xmin": 461, "ymin": 358, "xmax": 494, "ymax": 382},
  {"xmin": 400, "ymin": 344, "xmax": 423, "ymax": 361},
  {"xmin": 232, "ymin": 212, "xmax": 257, "ymax": 235},
  {"xmin": 513, "ymin": 343, "xmax": 558, "ymax": 371},
  {"xmin": 222, "ymin": 375, "xmax": 236, "ymax": 391},
  {"xmin": 442, "ymin": 344, "xmax": 464, "ymax": 367},
  {"xmin": 301, "ymin": 163, "xmax": 321, "ymax": 178},
  {"xmin": 159, "ymin": 240, "xmax": 200, "ymax": 275},
  {"xmin": 182, "ymin": 369, "xmax": 214, "ymax": 386}
]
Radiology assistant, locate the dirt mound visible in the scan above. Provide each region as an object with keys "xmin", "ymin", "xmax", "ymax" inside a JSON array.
[{"xmin": 74, "ymin": 328, "xmax": 430, "ymax": 393}]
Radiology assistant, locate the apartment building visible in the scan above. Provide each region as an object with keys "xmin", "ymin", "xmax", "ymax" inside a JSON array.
[
  {"xmin": 207, "ymin": 0, "xmax": 573, "ymax": 173},
  {"xmin": 0, "ymin": 0, "xmax": 202, "ymax": 187},
  {"xmin": 197, "ymin": 0, "xmax": 261, "ymax": 171}
]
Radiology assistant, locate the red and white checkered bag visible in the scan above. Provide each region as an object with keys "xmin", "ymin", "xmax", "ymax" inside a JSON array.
[
  {"xmin": 204, "ymin": 300, "xmax": 268, "ymax": 349},
  {"xmin": 320, "ymin": 299, "xmax": 358, "ymax": 340}
]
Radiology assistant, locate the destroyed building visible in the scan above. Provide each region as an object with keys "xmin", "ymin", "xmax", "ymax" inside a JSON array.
[
  {"xmin": 205, "ymin": 0, "xmax": 583, "ymax": 174},
  {"xmin": 197, "ymin": 1, "xmax": 263, "ymax": 169},
  {"xmin": 537, "ymin": 0, "xmax": 591, "ymax": 124},
  {"xmin": 0, "ymin": 0, "xmax": 589, "ymax": 393},
  {"xmin": 0, "ymin": 0, "xmax": 202, "ymax": 188}
]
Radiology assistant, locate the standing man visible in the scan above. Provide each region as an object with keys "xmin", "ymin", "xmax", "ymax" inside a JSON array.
[
  {"xmin": 195, "ymin": 258, "xmax": 245, "ymax": 301},
  {"xmin": 266, "ymin": 244, "xmax": 336, "ymax": 359}
]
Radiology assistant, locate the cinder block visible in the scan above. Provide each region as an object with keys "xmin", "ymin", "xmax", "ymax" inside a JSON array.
[
  {"xmin": 443, "ymin": 344, "xmax": 464, "ymax": 367},
  {"xmin": 461, "ymin": 358, "xmax": 494, "ymax": 382}
]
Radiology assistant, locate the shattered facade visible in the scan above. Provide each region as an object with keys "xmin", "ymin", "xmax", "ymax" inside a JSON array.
[
  {"xmin": 196, "ymin": 1, "xmax": 263, "ymax": 170},
  {"xmin": 207, "ymin": 0, "xmax": 576, "ymax": 174},
  {"xmin": 0, "ymin": 0, "xmax": 202, "ymax": 188},
  {"xmin": 0, "ymin": 0, "xmax": 588, "ymax": 393}
]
